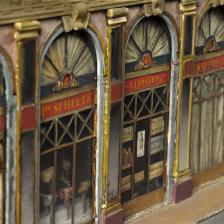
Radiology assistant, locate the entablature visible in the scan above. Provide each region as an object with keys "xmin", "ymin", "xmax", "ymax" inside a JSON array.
[{"xmin": 0, "ymin": 0, "xmax": 173, "ymax": 25}]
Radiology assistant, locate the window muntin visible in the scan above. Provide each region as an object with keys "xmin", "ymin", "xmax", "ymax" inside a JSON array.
[
  {"xmin": 190, "ymin": 71, "xmax": 224, "ymax": 173},
  {"xmin": 40, "ymin": 108, "xmax": 94, "ymax": 224},
  {"xmin": 121, "ymin": 85, "xmax": 169, "ymax": 203}
]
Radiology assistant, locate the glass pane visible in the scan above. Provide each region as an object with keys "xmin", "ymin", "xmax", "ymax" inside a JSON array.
[
  {"xmin": 39, "ymin": 153, "xmax": 54, "ymax": 224},
  {"xmin": 55, "ymin": 146, "xmax": 73, "ymax": 224},
  {"xmin": 57, "ymin": 114, "xmax": 75, "ymax": 145},
  {"xmin": 152, "ymin": 87, "xmax": 167, "ymax": 114},
  {"xmin": 76, "ymin": 109, "xmax": 94, "ymax": 141},
  {"xmin": 124, "ymin": 95, "xmax": 135, "ymax": 122},
  {"xmin": 179, "ymin": 79, "xmax": 190, "ymax": 171},
  {"xmin": 111, "ymin": 27, "xmax": 122, "ymax": 81},
  {"xmin": 75, "ymin": 139, "xmax": 93, "ymax": 224},
  {"xmin": 184, "ymin": 16, "xmax": 193, "ymax": 55},
  {"xmin": 108, "ymin": 103, "xmax": 121, "ymax": 201},
  {"xmin": 40, "ymin": 121, "xmax": 56, "ymax": 152}
]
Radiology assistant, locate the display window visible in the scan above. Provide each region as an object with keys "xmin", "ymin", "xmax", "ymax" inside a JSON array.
[
  {"xmin": 39, "ymin": 30, "xmax": 97, "ymax": 224},
  {"xmin": 121, "ymin": 16, "xmax": 171, "ymax": 204},
  {"xmin": 190, "ymin": 7, "xmax": 224, "ymax": 174}
]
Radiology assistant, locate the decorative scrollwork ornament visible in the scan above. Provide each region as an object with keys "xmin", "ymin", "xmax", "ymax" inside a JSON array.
[
  {"xmin": 62, "ymin": 2, "xmax": 90, "ymax": 32},
  {"xmin": 144, "ymin": 0, "xmax": 165, "ymax": 17}
]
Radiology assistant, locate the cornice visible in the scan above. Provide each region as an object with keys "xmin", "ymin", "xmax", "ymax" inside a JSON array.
[{"xmin": 0, "ymin": 0, "xmax": 174, "ymax": 25}]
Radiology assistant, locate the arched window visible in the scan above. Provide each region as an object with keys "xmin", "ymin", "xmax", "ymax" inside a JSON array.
[
  {"xmin": 39, "ymin": 30, "xmax": 97, "ymax": 224},
  {"xmin": 121, "ymin": 16, "xmax": 171, "ymax": 204},
  {"xmin": 196, "ymin": 7, "xmax": 224, "ymax": 55},
  {"xmin": 191, "ymin": 7, "xmax": 224, "ymax": 175}
]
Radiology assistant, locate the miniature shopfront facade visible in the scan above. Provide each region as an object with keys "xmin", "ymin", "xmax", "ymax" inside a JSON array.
[{"xmin": 0, "ymin": 0, "xmax": 223, "ymax": 224}]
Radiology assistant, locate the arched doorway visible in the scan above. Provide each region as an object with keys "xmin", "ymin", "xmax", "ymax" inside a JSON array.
[
  {"xmin": 39, "ymin": 29, "xmax": 98, "ymax": 224},
  {"xmin": 191, "ymin": 6, "xmax": 224, "ymax": 183},
  {"xmin": 121, "ymin": 16, "xmax": 172, "ymax": 208}
]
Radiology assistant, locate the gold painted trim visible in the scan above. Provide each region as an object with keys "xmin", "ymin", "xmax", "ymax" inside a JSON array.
[
  {"xmin": 102, "ymin": 9, "xmax": 128, "ymax": 210},
  {"xmin": 107, "ymin": 8, "xmax": 129, "ymax": 18},
  {"xmin": 14, "ymin": 20, "xmax": 40, "ymax": 224},
  {"xmin": 105, "ymin": 200, "xmax": 121, "ymax": 214},
  {"xmin": 180, "ymin": 0, "xmax": 197, "ymax": 14},
  {"xmin": 102, "ymin": 26, "xmax": 112, "ymax": 209},
  {"xmin": 174, "ymin": 1, "xmax": 197, "ymax": 181},
  {"xmin": 187, "ymin": 77, "xmax": 193, "ymax": 170},
  {"xmin": 106, "ymin": 7, "xmax": 129, "ymax": 26},
  {"xmin": 14, "ymin": 21, "xmax": 40, "ymax": 41},
  {"xmin": 173, "ymin": 12, "xmax": 185, "ymax": 181}
]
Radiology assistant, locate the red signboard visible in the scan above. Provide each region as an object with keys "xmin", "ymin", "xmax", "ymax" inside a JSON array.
[
  {"xmin": 125, "ymin": 71, "xmax": 169, "ymax": 94},
  {"xmin": 195, "ymin": 55, "xmax": 224, "ymax": 75},
  {"xmin": 41, "ymin": 91, "xmax": 94, "ymax": 120}
]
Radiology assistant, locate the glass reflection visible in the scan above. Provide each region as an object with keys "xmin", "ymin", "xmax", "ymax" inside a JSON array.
[
  {"xmin": 55, "ymin": 147, "xmax": 73, "ymax": 224},
  {"xmin": 40, "ymin": 153, "xmax": 54, "ymax": 224},
  {"xmin": 74, "ymin": 140, "xmax": 92, "ymax": 224}
]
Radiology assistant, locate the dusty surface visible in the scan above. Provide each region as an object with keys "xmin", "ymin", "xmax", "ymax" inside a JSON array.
[
  {"xmin": 199, "ymin": 210, "xmax": 224, "ymax": 224},
  {"xmin": 126, "ymin": 177, "xmax": 224, "ymax": 224}
]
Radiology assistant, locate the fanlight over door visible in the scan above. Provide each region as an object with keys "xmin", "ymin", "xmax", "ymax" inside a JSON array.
[
  {"xmin": 126, "ymin": 17, "xmax": 170, "ymax": 73},
  {"xmin": 196, "ymin": 7, "xmax": 224, "ymax": 55},
  {"xmin": 41, "ymin": 31, "xmax": 96, "ymax": 97}
]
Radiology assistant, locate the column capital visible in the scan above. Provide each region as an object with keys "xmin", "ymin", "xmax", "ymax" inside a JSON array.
[
  {"xmin": 14, "ymin": 20, "xmax": 40, "ymax": 41},
  {"xmin": 106, "ymin": 7, "xmax": 128, "ymax": 26},
  {"xmin": 180, "ymin": 0, "xmax": 197, "ymax": 14}
]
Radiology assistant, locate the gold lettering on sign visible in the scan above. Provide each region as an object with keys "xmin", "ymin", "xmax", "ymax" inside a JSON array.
[
  {"xmin": 125, "ymin": 72, "xmax": 169, "ymax": 94},
  {"xmin": 41, "ymin": 91, "xmax": 93, "ymax": 119},
  {"xmin": 195, "ymin": 55, "xmax": 224, "ymax": 75}
]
